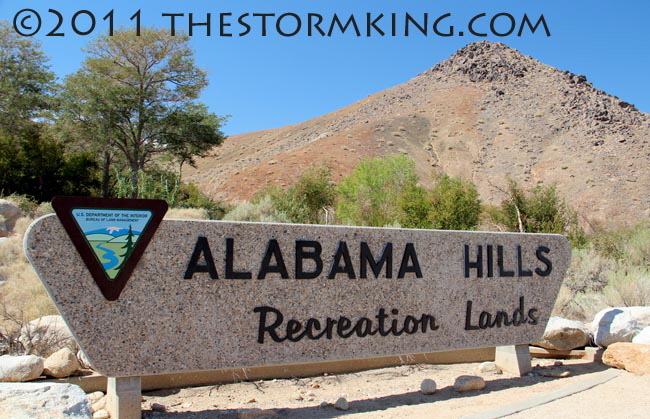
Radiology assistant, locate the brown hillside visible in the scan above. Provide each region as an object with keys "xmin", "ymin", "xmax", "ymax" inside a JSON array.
[{"xmin": 185, "ymin": 41, "xmax": 650, "ymax": 228}]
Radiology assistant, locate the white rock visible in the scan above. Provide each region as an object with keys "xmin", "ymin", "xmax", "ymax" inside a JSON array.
[
  {"xmin": 87, "ymin": 391, "xmax": 104, "ymax": 403},
  {"xmin": 334, "ymin": 397, "xmax": 349, "ymax": 411},
  {"xmin": 477, "ymin": 361, "xmax": 502, "ymax": 374},
  {"xmin": 420, "ymin": 378, "xmax": 437, "ymax": 395},
  {"xmin": 91, "ymin": 396, "xmax": 106, "ymax": 413},
  {"xmin": 535, "ymin": 316, "xmax": 591, "ymax": 350},
  {"xmin": 0, "ymin": 382, "xmax": 92, "ymax": 419},
  {"xmin": 0, "ymin": 355, "xmax": 44, "ymax": 382},
  {"xmin": 44, "ymin": 348, "xmax": 80, "ymax": 378},
  {"xmin": 92, "ymin": 410, "xmax": 109, "ymax": 419},
  {"xmin": 592, "ymin": 307, "xmax": 650, "ymax": 347},
  {"xmin": 633, "ymin": 327, "xmax": 650, "ymax": 344},
  {"xmin": 453, "ymin": 375, "xmax": 486, "ymax": 392},
  {"xmin": 20, "ymin": 315, "xmax": 78, "ymax": 357}
]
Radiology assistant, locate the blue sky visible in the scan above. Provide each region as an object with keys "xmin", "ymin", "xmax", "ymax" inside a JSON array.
[{"xmin": 1, "ymin": 1, "xmax": 648, "ymax": 135}]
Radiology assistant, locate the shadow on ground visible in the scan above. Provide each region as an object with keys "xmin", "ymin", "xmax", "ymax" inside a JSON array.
[{"xmin": 142, "ymin": 362, "xmax": 611, "ymax": 419}]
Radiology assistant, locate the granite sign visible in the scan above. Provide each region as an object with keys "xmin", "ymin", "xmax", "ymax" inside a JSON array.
[{"xmin": 25, "ymin": 197, "xmax": 571, "ymax": 377}]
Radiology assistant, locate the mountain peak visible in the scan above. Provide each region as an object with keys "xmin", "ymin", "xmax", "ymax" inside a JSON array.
[{"xmin": 431, "ymin": 41, "xmax": 538, "ymax": 83}]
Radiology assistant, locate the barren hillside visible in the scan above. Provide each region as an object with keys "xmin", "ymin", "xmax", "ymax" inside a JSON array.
[{"xmin": 185, "ymin": 41, "xmax": 650, "ymax": 228}]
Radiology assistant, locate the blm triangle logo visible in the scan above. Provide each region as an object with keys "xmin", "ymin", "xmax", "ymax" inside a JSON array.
[{"xmin": 52, "ymin": 197, "xmax": 168, "ymax": 301}]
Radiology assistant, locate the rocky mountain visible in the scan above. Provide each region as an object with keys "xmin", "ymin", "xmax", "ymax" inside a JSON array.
[{"xmin": 185, "ymin": 41, "xmax": 650, "ymax": 228}]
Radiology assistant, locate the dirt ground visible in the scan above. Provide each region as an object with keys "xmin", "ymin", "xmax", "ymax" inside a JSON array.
[{"xmin": 140, "ymin": 358, "xmax": 650, "ymax": 419}]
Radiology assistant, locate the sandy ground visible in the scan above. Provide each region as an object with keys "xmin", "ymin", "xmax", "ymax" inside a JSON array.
[{"xmin": 140, "ymin": 358, "xmax": 650, "ymax": 419}]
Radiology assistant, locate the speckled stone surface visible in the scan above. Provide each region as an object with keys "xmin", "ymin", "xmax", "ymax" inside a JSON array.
[{"xmin": 25, "ymin": 215, "xmax": 571, "ymax": 377}]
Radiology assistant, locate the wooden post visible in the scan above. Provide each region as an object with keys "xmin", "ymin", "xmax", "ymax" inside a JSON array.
[
  {"xmin": 106, "ymin": 376, "xmax": 141, "ymax": 419},
  {"xmin": 495, "ymin": 344, "xmax": 532, "ymax": 377}
]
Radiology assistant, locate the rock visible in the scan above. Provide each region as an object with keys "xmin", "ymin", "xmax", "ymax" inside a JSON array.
[
  {"xmin": 334, "ymin": 397, "xmax": 349, "ymax": 411},
  {"xmin": 87, "ymin": 391, "xmax": 104, "ymax": 403},
  {"xmin": 20, "ymin": 315, "xmax": 78, "ymax": 357},
  {"xmin": 77, "ymin": 350, "xmax": 92, "ymax": 370},
  {"xmin": 539, "ymin": 369, "xmax": 571, "ymax": 378},
  {"xmin": 534, "ymin": 317, "xmax": 591, "ymax": 350},
  {"xmin": 92, "ymin": 410, "xmax": 109, "ymax": 419},
  {"xmin": 477, "ymin": 361, "xmax": 502, "ymax": 374},
  {"xmin": 319, "ymin": 401, "xmax": 329, "ymax": 408},
  {"xmin": 420, "ymin": 378, "xmax": 437, "ymax": 395},
  {"xmin": 91, "ymin": 396, "xmax": 106, "ymax": 413},
  {"xmin": 453, "ymin": 375, "xmax": 486, "ymax": 392},
  {"xmin": 43, "ymin": 348, "xmax": 80, "ymax": 378},
  {"xmin": 293, "ymin": 392, "xmax": 303, "ymax": 401},
  {"xmin": 592, "ymin": 307, "xmax": 650, "ymax": 347},
  {"xmin": 632, "ymin": 327, "xmax": 650, "ymax": 344},
  {"xmin": 151, "ymin": 402, "xmax": 166, "ymax": 412},
  {"xmin": 602, "ymin": 342, "xmax": 650, "ymax": 375},
  {"xmin": 0, "ymin": 382, "xmax": 92, "ymax": 419},
  {"xmin": 0, "ymin": 355, "xmax": 44, "ymax": 382},
  {"xmin": 0, "ymin": 199, "xmax": 21, "ymax": 236}
]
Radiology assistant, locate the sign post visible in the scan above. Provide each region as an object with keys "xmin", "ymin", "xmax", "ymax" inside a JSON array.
[{"xmin": 25, "ymin": 197, "xmax": 571, "ymax": 418}]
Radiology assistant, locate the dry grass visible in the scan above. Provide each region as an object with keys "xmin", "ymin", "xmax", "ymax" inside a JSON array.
[
  {"xmin": 165, "ymin": 207, "xmax": 210, "ymax": 220},
  {"xmin": 553, "ymin": 225, "xmax": 650, "ymax": 321},
  {"xmin": 0, "ymin": 215, "xmax": 57, "ymax": 335}
]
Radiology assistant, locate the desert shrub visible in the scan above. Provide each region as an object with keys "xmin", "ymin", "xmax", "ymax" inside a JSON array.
[
  {"xmin": 337, "ymin": 154, "xmax": 418, "ymax": 227},
  {"xmin": 601, "ymin": 268, "xmax": 650, "ymax": 307},
  {"xmin": 267, "ymin": 164, "xmax": 336, "ymax": 224},
  {"xmin": 563, "ymin": 247, "xmax": 613, "ymax": 294},
  {"xmin": 428, "ymin": 174, "xmax": 481, "ymax": 230},
  {"xmin": 397, "ymin": 175, "xmax": 482, "ymax": 230},
  {"xmin": 552, "ymin": 287, "xmax": 606, "ymax": 322},
  {"xmin": 398, "ymin": 185, "xmax": 432, "ymax": 229},
  {"xmin": 0, "ymin": 216, "xmax": 57, "ymax": 353},
  {"xmin": 223, "ymin": 195, "xmax": 290, "ymax": 223},
  {"xmin": 490, "ymin": 180, "xmax": 584, "ymax": 245},
  {"xmin": 554, "ymin": 225, "xmax": 650, "ymax": 320}
]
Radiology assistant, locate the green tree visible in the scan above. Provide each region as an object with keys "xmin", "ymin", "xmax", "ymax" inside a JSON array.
[
  {"xmin": 55, "ymin": 27, "xmax": 225, "ymax": 197},
  {"xmin": 337, "ymin": 154, "xmax": 418, "ymax": 226},
  {"xmin": 0, "ymin": 127, "xmax": 99, "ymax": 201},
  {"xmin": 0, "ymin": 21, "xmax": 55, "ymax": 136},
  {"xmin": 428, "ymin": 174, "xmax": 481, "ymax": 230}
]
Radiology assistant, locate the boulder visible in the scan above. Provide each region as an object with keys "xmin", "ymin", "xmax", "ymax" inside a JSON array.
[
  {"xmin": 632, "ymin": 327, "xmax": 650, "ymax": 344},
  {"xmin": 592, "ymin": 307, "xmax": 650, "ymax": 347},
  {"xmin": 43, "ymin": 348, "xmax": 80, "ymax": 378},
  {"xmin": 602, "ymin": 342, "xmax": 650, "ymax": 375},
  {"xmin": 0, "ymin": 382, "xmax": 91, "ymax": 419},
  {"xmin": 534, "ymin": 317, "xmax": 591, "ymax": 350},
  {"xmin": 453, "ymin": 375, "xmax": 486, "ymax": 392},
  {"xmin": 0, "ymin": 200, "xmax": 21, "ymax": 236},
  {"xmin": 0, "ymin": 355, "xmax": 44, "ymax": 382},
  {"xmin": 20, "ymin": 315, "xmax": 78, "ymax": 357}
]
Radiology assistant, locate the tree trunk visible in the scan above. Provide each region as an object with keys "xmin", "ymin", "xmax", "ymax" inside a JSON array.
[
  {"xmin": 102, "ymin": 151, "xmax": 111, "ymax": 198},
  {"xmin": 130, "ymin": 164, "xmax": 139, "ymax": 199}
]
